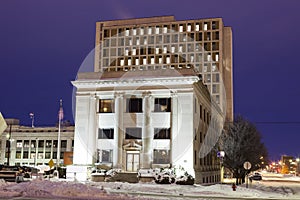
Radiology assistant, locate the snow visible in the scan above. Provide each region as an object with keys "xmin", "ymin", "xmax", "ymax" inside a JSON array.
[{"xmin": 0, "ymin": 173, "xmax": 300, "ymax": 199}]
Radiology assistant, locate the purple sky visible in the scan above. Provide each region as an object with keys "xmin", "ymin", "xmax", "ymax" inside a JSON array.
[{"xmin": 1, "ymin": 0, "xmax": 300, "ymax": 161}]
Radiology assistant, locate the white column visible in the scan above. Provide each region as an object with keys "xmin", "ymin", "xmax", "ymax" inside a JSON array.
[
  {"xmin": 114, "ymin": 93, "xmax": 123, "ymax": 169},
  {"xmin": 73, "ymin": 94, "xmax": 97, "ymax": 165},
  {"xmin": 141, "ymin": 92, "xmax": 153, "ymax": 169},
  {"xmin": 88, "ymin": 95, "xmax": 97, "ymax": 164},
  {"xmin": 171, "ymin": 92, "xmax": 178, "ymax": 166}
]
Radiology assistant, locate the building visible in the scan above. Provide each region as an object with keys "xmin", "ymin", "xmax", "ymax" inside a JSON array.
[
  {"xmin": 72, "ymin": 16, "xmax": 233, "ymax": 184},
  {"xmin": 0, "ymin": 119, "xmax": 74, "ymax": 166}
]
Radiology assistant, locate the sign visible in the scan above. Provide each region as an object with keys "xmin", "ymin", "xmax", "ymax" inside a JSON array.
[
  {"xmin": 48, "ymin": 159, "xmax": 55, "ymax": 169},
  {"xmin": 244, "ymin": 161, "xmax": 251, "ymax": 170}
]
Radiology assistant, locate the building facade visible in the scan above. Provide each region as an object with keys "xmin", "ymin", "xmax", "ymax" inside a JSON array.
[
  {"xmin": 0, "ymin": 119, "xmax": 74, "ymax": 166},
  {"xmin": 72, "ymin": 16, "xmax": 233, "ymax": 184}
]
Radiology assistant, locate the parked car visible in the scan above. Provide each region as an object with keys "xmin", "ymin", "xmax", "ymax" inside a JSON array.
[
  {"xmin": 0, "ymin": 165, "xmax": 24, "ymax": 182},
  {"xmin": 249, "ymin": 172, "xmax": 262, "ymax": 181}
]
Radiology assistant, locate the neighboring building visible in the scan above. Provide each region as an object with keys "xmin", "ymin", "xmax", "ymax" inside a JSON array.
[
  {"xmin": 280, "ymin": 155, "xmax": 299, "ymax": 175},
  {"xmin": 72, "ymin": 15, "xmax": 233, "ymax": 184},
  {"xmin": 0, "ymin": 119, "xmax": 74, "ymax": 166}
]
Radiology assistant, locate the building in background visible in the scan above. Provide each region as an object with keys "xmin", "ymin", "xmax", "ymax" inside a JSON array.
[
  {"xmin": 72, "ymin": 15, "xmax": 233, "ymax": 184},
  {"xmin": 0, "ymin": 119, "xmax": 74, "ymax": 166}
]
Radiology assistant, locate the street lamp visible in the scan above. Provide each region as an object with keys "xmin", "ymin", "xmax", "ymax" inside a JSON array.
[{"xmin": 217, "ymin": 151, "xmax": 225, "ymax": 183}]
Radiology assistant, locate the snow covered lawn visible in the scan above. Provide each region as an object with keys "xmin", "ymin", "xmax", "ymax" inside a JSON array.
[{"xmin": 0, "ymin": 175, "xmax": 300, "ymax": 199}]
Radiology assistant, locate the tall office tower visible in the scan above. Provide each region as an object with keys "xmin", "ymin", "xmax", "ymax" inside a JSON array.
[
  {"xmin": 72, "ymin": 16, "xmax": 233, "ymax": 184},
  {"xmin": 94, "ymin": 16, "xmax": 233, "ymax": 121}
]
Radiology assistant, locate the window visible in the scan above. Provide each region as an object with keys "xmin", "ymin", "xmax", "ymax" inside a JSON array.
[
  {"xmin": 24, "ymin": 140, "xmax": 30, "ymax": 148},
  {"xmin": 99, "ymin": 149, "xmax": 113, "ymax": 163},
  {"xmin": 125, "ymin": 28, "xmax": 129, "ymax": 36},
  {"xmin": 163, "ymin": 26, "xmax": 168, "ymax": 33},
  {"xmin": 204, "ymin": 23, "xmax": 208, "ymax": 31},
  {"xmin": 166, "ymin": 56, "xmax": 170, "ymax": 64},
  {"xmin": 155, "ymin": 26, "xmax": 160, "ymax": 34},
  {"xmin": 16, "ymin": 140, "xmax": 22, "ymax": 148},
  {"xmin": 154, "ymin": 98, "xmax": 171, "ymax": 112},
  {"xmin": 154, "ymin": 128, "xmax": 170, "ymax": 139},
  {"xmin": 31, "ymin": 140, "xmax": 36, "ymax": 148},
  {"xmin": 125, "ymin": 128, "xmax": 142, "ymax": 139},
  {"xmin": 126, "ymin": 98, "xmax": 143, "ymax": 113},
  {"xmin": 200, "ymin": 105, "xmax": 202, "ymax": 119},
  {"xmin": 23, "ymin": 151, "xmax": 29, "ymax": 159},
  {"xmin": 45, "ymin": 140, "xmax": 52, "ymax": 148},
  {"xmin": 61, "ymin": 140, "xmax": 67, "ymax": 148},
  {"xmin": 38, "ymin": 140, "xmax": 44, "ymax": 148},
  {"xmin": 163, "ymin": 46, "xmax": 167, "ymax": 53},
  {"xmin": 99, "ymin": 99, "xmax": 114, "ymax": 113},
  {"xmin": 195, "ymin": 23, "xmax": 200, "ymax": 31},
  {"xmin": 140, "ymin": 27, "xmax": 144, "ymax": 35},
  {"xmin": 135, "ymin": 58, "xmax": 139, "ymax": 65},
  {"xmin": 179, "ymin": 25, "xmax": 183, "ymax": 32},
  {"xmin": 148, "ymin": 27, "xmax": 152, "ymax": 34},
  {"xmin": 52, "ymin": 152, "xmax": 57, "ymax": 159},
  {"xmin": 200, "ymin": 132, "xmax": 203, "ymax": 143},
  {"xmin": 98, "ymin": 128, "xmax": 114, "ymax": 139},
  {"xmin": 153, "ymin": 149, "xmax": 170, "ymax": 164},
  {"xmin": 38, "ymin": 152, "xmax": 43, "ymax": 159},
  {"xmin": 53, "ymin": 140, "xmax": 58, "ymax": 148},
  {"xmin": 187, "ymin": 24, "xmax": 191, "ymax": 32},
  {"xmin": 45, "ymin": 152, "xmax": 51, "ymax": 159},
  {"xmin": 16, "ymin": 151, "xmax": 21, "ymax": 159}
]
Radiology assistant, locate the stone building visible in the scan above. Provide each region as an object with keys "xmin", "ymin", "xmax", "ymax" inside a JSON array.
[
  {"xmin": 72, "ymin": 15, "xmax": 233, "ymax": 184},
  {"xmin": 0, "ymin": 119, "xmax": 74, "ymax": 166}
]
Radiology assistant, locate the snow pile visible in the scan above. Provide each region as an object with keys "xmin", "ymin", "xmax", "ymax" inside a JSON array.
[{"xmin": 0, "ymin": 179, "xmax": 137, "ymax": 199}]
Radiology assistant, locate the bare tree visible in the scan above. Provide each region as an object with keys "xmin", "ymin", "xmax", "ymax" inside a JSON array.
[{"xmin": 220, "ymin": 116, "xmax": 268, "ymax": 185}]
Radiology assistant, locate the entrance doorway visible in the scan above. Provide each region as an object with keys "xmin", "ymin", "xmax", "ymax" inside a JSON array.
[{"xmin": 126, "ymin": 152, "xmax": 139, "ymax": 172}]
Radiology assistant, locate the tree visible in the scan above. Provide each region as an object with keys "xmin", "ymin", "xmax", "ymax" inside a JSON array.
[{"xmin": 220, "ymin": 116, "xmax": 268, "ymax": 185}]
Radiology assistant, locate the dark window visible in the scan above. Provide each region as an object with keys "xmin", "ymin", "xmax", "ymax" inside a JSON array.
[
  {"xmin": 127, "ymin": 98, "xmax": 143, "ymax": 113},
  {"xmin": 194, "ymin": 150, "xmax": 197, "ymax": 165},
  {"xmin": 200, "ymin": 132, "xmax": 203, "ymax": 143},
  {"xmin": 38, "ymin": 140, "xmax": 44, "ymax": 148},
  {"xmin": 99, "ymin": 99, "xmax": 114, "ymax": 113},
  {"xmin": 61, "ymin": 140, "xmax": 67, "ymax": 148},
  {"xmin": 154, "ymin": 128, "xmax": 170, "ymax": 139},
  {"xmin": 153, "ymin": 149, "xmax": 170, "ymax": 164},
  {"xmin": 98, "ymin": 129, "xmax": 114, "ymax": 139},
  {"xmin": 99, "ymin": 149, "xmax": 113, "ymax": 163},
  {"xmin": 154, "ymin": 98, "xmax": 171, "ymax": 112},
  {"xmin": 52, "ymin": 152, "xmax": 57, "ymax": 159},
  {"xmin": 23, "ymin": 151, "xmax": 29, "ymax": 159},
  {"xmin": 125, "ymin": 128, "xmax": 142, "ymax": 139}
]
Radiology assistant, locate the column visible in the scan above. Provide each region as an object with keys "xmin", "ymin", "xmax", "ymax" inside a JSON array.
[
  {"xmin": 141, "ymin": 91, "xmax": 153, "ymax": 169},
  {"xmin": 114, "ymin": 93, "xmax": 123, "ymax": 169},
  {"xmin": 171, "ymin": 91, "xmax": 178, "ymax": 165}
]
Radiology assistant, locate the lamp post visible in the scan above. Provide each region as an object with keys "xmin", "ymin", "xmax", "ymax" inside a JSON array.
[
  {"xmin": 6, "ymin": 124, "xmax": 12, "ymax": 166},
  {"xmin": 217, "ymin": 151, "xmax": 225, "ymax": 183}
]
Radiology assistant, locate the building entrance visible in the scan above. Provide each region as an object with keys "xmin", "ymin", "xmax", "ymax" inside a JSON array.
[{"xmin": 126, "ymin": 152, "xmax": 139, "ymax": 172}]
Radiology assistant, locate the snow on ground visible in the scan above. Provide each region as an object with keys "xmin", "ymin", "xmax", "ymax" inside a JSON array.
[{"xmin": 0, "ymin": 173, "xmax": 300, "ymax": 199}]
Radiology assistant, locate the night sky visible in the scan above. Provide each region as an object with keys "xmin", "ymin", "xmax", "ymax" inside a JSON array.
[{"xmin": 1, "ymin": 0, "xmax": 300, "ymax": 161}]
